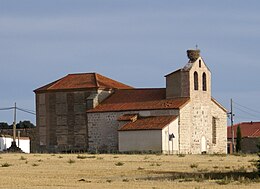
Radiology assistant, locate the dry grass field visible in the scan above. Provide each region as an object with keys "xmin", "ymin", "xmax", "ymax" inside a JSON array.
[{"xmin": 0, "ymin": 153, "xmax": 259, "ymax": 189}]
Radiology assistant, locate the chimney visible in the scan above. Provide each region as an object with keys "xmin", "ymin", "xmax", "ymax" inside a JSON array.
[{"xmin": 187, "ymin": 49, "xmax": 200, "ymax": 62}]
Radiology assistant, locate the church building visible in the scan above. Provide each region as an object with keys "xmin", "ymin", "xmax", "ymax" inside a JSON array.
[{"xmin": 34, "ymin": 49, "xmax": 227, "ymax": 154}]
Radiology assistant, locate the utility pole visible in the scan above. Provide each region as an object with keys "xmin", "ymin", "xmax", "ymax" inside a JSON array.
[
  {"xmin": 12, "ymin": 102, "xmax": 17, "ymax": 145},
  {"xmin": 230, "ymin": 99, "xmax": 235, "ymax": 153}
]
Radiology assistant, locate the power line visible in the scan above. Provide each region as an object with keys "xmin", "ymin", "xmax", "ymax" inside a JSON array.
[
  {"xmin": 233, "ymin": 100, "xmax": 260, "ymax": 115},
  {"xmin": 16, "ymin": 107, "xmax": 36, "ymax": 115},
  {"xmin": 0, "ymin": 106, "xmax": 36, "ymax": 116},
  {"xmin": 0, "ymin": 107, "xmax": 14, "ymax": 111},
  {"xmin": 233, "ymin": 106, "xmax": 260, "ymax": 119},
  {"xmin": 18, "ymin": 107, "xmax": 35, "ymax": 113}
]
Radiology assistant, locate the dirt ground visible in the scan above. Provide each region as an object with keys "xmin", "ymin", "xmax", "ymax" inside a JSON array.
[{"xmin": 0, "ymin": 153, "xmax": 259, "ymax": 189}]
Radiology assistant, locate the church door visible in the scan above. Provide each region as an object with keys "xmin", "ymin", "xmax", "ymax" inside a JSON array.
[{"xmin": 201, "ymin": 136, "xmax": 207, "ymax": 153}]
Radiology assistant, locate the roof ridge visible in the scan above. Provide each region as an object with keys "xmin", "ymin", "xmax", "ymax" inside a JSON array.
[
  {"xmin": 67, "ymin": 72, "xmax": 96, "ymax": 75},
  {"xmin": 94, "ymin": 73, "xmax": 100, "ymax": 87},
  {"xmin": 114, "ymin": 88, "xmax": 166, "ymax": 90}
]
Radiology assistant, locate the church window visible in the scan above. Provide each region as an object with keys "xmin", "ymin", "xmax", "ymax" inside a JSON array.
[
  {"xmin": 194, "ymin": 72, "xmax": 198, "ymax": 90},
  {"xmin": 199, "ymin": 60, "xmax": 201, "ymax": 68},
  {"xmin": 212, "ymin": 117, "xmax": 217, "ymax": 144},
  {"xmin": 202, "ymin": 72, "xmax": 207, "ymax": 91}
]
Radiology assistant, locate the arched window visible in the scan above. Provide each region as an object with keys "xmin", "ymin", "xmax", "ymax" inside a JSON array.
[
  {"xmin": 194, "ymin": 72, "xmax": 198, "ymax": 90},
  {"xmin": 203, "ymin": 72, "xmax": 207, "ymax": 91}
]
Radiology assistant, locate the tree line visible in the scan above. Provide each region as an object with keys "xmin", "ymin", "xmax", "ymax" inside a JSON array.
[{"xmin": 0, "ymin": 121, "xmax": 35, "ymax": 129}]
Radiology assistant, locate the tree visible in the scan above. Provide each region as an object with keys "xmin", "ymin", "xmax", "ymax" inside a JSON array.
[
  {"xmin": 16, "ymin": 121, "xmax": 35, "ymax": 129},
  {"xmin": 0, "ymin": 122, "xmax": 10, "ymax": 129},
  {"xmin": 236, "ymin": 125, "xmax": 242, "ymax": 153}
]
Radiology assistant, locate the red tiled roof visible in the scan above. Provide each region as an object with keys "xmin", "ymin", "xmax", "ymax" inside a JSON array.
[
  {"xmin": 34, "ymin": 73, "xmax": 132, "ymax": 92},
  {"xmin": 87, "ymin": 88, "xmax": 190, "ymax": 113},
  {"xmin": 227, "ymin": 122, "xmax": 260, "ymax": 138},
  {"xmin": 118, "ymin": 115, "xmax": 178, "ymax": 131}
]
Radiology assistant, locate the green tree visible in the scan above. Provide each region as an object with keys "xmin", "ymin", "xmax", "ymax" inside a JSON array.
[
  {"xmin": 0, "ymin": 122, "xmax": 10, "ymax": 129},
  {"xmin": 236, "ymin": 125, "xmax": 242, "ymax": 152},
  {"xmin": 16, "ymin": 121, "xmax": 35, "ymax": 129}
]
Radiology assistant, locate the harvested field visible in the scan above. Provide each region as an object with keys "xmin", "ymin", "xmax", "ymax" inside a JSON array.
[{"xmin": 0, "ymin": 153, "xmax": 259, "ymax": 189}]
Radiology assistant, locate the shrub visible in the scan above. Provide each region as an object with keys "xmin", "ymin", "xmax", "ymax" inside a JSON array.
[
  {"xmin": 19, "ymin": 156, "xmax": 27, "ymax": 161},
  {"xmin": 68, "ymin": 159, "xmax": 75, "ymax": 164},
  {"xmin": 122, "ymin": 178, "xmax": 129, "ymax": 182},
  {"xmin": 216, "ymin": 177, "xmax": 232, "ymax": 185},
  {"xmin": 137, "ymin": 167, "xmax": 145, "ymax": 170},
  {"xmin": 1, "ymin": 162, "xmax": 12, "ymax": 167},
  {"xmin": 32, "ymin": 163, "xmax": 39, "ymax": 167},
  {"xmin": 77, "ymin": 155, "xmax": 87, "ymax": 159},
  {"xmin": 115, "ymin": 162, "xmax": 124, "ymax": 166},
  {"xmin": 190, "ymin": 163, "xmax": 198, "ymax": 168}
]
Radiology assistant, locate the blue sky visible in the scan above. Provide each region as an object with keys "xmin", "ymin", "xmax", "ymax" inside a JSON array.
[{"xmin": 1, "ymin": 0, "xmax": 260, "ymax": 124}]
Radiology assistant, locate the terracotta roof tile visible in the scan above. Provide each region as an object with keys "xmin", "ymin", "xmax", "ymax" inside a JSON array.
[
  {"xmin": 88, "ymin": 88, "xmax": 190, "ymax": 112},
  {"xmin": 227, "ymin": 122, "xmax": 260, "ymax": 138},
  {"xmin": 118, "ymin": 115, "xmax": 178, "ymax": 131},
  {"xmin": 34, "ymin": 73, "xmax": 132, "ymax": 92}
]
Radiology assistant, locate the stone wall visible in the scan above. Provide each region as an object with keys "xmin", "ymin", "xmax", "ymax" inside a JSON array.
[
  {"xmin": 87, "ymin": 109, "xmax": 179, "ymax": 152},
  {"xmin": 210, "ymin": 101, "xmax": 227, "ymax": 154},
  {"xmin": 173, "ymin": 57, "xmax": 226, "ymax": 154},
  {"xmin": 36, "ymin": 90, "xmax": 94, "ymax": 152}
]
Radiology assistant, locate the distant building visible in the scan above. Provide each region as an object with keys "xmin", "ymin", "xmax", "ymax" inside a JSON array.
[
  {"xmin": 35, "ymin": 49, "xmax": 227, "ymax": 154},
  {"xmin": 0, "ymin": 135, "xmax": 30, "ymax": 153},
  {"xmin": 227, "ymin": 122, "xmax": 260, "ymax": 153}
]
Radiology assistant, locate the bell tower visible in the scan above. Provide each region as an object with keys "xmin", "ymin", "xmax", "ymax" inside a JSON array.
[{"xmin": 165, "ymin": 49, "xmax": 211, "ymax": 100}]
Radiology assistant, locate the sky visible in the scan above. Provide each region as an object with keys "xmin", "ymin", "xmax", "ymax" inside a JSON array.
[{"xmin": 1, "ymin": 0, "xmax": 260, "ymax": 125}]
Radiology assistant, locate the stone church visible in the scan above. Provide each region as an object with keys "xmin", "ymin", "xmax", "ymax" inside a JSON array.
[{"xmin": 34, "ymin": 49, "xmax": 227, "ymax": 154}]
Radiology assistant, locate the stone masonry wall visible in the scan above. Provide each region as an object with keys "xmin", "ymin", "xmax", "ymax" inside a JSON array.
[
  {"xmin": 176, "ymin": 57, "xmax": 227, "ymax": 154},
  {"xmin": 87, "ymin": 109, "xmax": 179, "ymax": 152},
  {"xmin": 211, "ymin": 101, "xmax": 227, "ymax": 154},
  {"xmin": 36, "ymin": 90, "xmax": 93, "ymax": 152}
]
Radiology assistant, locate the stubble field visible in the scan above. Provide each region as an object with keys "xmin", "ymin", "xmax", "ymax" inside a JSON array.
[{"xmin": 0, "ymin": 153, "xmax": 259, "ymax": 189}]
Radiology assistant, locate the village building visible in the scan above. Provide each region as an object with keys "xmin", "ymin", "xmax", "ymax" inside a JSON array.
[
  {"xmin": 0, "ymin": 135, "xmax": 30, "ymax": 153},
  {"xmin": 227, "ymin": 122, "xmax": 260, "ymax": 153},
  {"xmin": 35, "ymin": 49, "xmax": 227, "ymax": 154}
]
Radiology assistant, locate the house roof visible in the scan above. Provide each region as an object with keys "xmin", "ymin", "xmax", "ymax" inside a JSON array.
[
  {"xmin": 34, "ymin": 73, "xmax": 133, "ymax": 92},
  {"xmin": 227, "ymin": 122, "xmax": 260, "ymax": 138},
  {"xmin": 118, "ymin": 115, "xmax": 178, "ymax": 131},
  {"xmin": 87, "ymin": 88, "xmax": 190, "ymax": 113}
]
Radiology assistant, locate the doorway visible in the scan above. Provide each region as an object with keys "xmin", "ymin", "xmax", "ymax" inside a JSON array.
[{"xmin": 201, "ymin": 136, "xmax": 207, "ymax": 154}]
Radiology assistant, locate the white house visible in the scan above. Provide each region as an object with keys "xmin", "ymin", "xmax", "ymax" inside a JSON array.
[
  {"xmin": 0, "ymin": 135, "xmax": 30, "ymax": 153},
  {"xmin": 118, "ymin": 114, "xmax": 179, "ymax": 154}
]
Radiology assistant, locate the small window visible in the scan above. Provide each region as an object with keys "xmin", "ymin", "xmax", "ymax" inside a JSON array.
[
  {"xmin": 199, "ymin": 60, "xmax": 201, "ymax": 68},
  {"xmin": 212, "ymin": 117, "xmax": 217, "ymax": 144},
  {"xmin": 194, "ymin": 72, "xmax": 198, "ymax": 90},
  {"xmin": 202, "ymin": 72, "xmax": 207, "ymax": 91}
]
